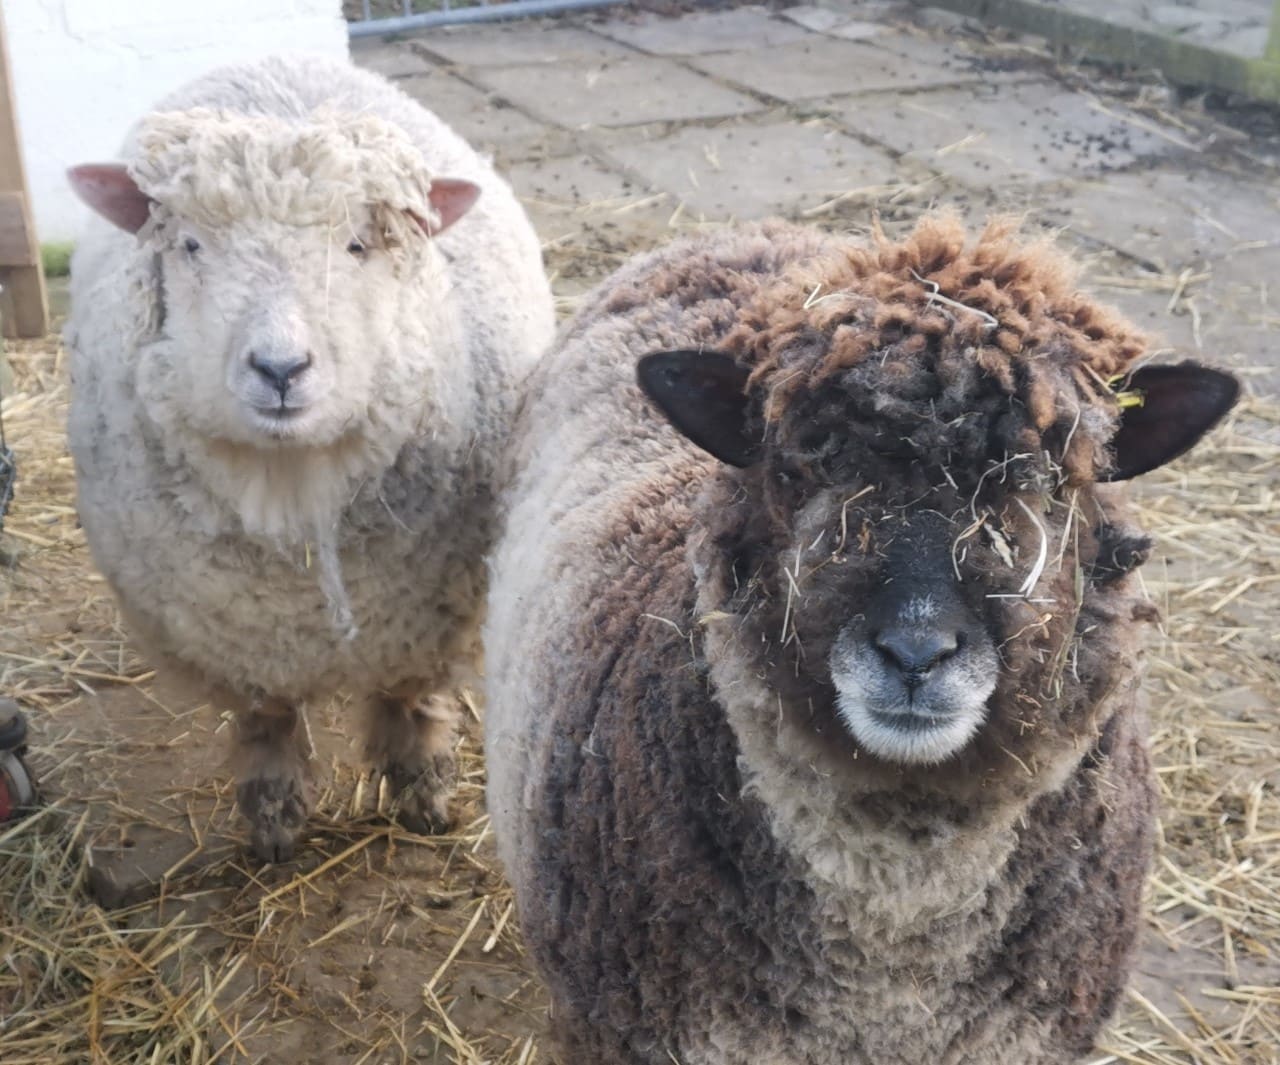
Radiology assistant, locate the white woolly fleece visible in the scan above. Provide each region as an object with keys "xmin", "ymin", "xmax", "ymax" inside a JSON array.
[
  {"xmin": 131, "ymin": 108, "xmax": 440, "ymax": 231},
  {"xmin": 65, "ymin": 53, "xmax": 555, "ymax": 702}
]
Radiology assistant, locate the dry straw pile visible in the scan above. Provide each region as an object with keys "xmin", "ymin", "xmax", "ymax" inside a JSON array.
[{"xmin": 1, "ymin": 207, "xmax": 1277, "ymax": 1064}]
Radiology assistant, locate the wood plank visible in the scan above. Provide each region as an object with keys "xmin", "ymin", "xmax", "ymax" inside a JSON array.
[
  {"xmin": 0, "ymin": 268, "xmax": 47, "ymax": 338},
  {"xmin": 0, "ymin": 3, "xmax": 48, "ymax": 337},
  {"xmin": 0, "ymin": 190, "xmax": 36, "ymax": 267}
]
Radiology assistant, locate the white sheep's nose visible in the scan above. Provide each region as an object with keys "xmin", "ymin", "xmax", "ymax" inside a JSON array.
[
  {"xmin": 874, "ymin": 627, "xmax": 961, "ymax": 688},
  {"xmin": 248, "ymin": 350, "xmax": 313, "ymax": 398}
]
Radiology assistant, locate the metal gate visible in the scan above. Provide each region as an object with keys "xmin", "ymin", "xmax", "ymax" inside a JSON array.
[{"xmin": 348, "ymin": 0, "xmax": 625, "ymax": 39}]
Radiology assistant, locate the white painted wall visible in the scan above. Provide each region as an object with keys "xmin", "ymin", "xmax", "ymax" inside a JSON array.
[{"xmin": 6, "ymin": 0, "xmax": 350, "ymax": 244}]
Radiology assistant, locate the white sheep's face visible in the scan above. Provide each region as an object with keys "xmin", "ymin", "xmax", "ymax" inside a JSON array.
[
  {"xmin": 156, "ymin": 215, "xmax": 401, "ymax": 448},
  {"xmin": 67, "ymin": 163, "xmax": 481, "ymax": 452}
]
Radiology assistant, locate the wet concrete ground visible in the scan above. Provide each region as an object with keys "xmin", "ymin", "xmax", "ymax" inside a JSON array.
[{"xmin": 352, "ymin": 1, "xmax": 1280, "ymax": 394}]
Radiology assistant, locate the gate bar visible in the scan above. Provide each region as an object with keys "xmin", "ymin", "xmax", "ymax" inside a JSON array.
[{"xmin": 350, "ymin": 0, "xmax": 623, "ymax": 38}]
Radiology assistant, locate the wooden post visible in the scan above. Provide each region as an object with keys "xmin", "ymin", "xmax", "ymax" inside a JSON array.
[{"xmin": 0, "ymin": 2, "xmax": 49, "ymax": 339}]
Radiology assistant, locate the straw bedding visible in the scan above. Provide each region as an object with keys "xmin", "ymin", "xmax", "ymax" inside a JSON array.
[{"xmin": 1, "ymin": 206, "xmax": 1276, "ymax": 1062}]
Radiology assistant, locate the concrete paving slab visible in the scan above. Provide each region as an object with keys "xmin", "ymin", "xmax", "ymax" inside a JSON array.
[
  {"xmin": 1046, "ymin": 166, "xmax": 1279, "ymax": 270},
  {"xmin": 506, "ymin": 154, "xmax": 649, "ymax": 218},
  {"xmin": 1196, "ymin": 241, "xmax": 1280, "ymax": 361},
  {"xmin": 1071, "ymin": 230, "xmax": 1279, "ymax": 388},
  {"xmin": 779, "ymin": 6, "xmax": 888, "ymax": 41},
  {"xmin": 505, "ymin": 154, "xmax": 677, "ymax": 268},
  {"xmin": 825, "ymin": 83, "xmax": 1184, "ymax": 186},
  {"xmin": 687, "ymin": 35, "xmax": 981, "ymax": 103},
  {"xmin": 397, "ymin": 70, "xmax": 564, "ymax": 160},
  {"xmin": 911, "ymin": 5, "xmax": 986, "ymax": 33},
  {"xmin": 592, "ymin": 6, "xmax": 816, "ymax": 56},
  {"xmin": 469, "ymin": 56, "xmax": 763, "ymax": 129},
  {"xmin": 412, "ymin": 23, "xmax": 633, "ymax": 66},
  {"xmin": 348, "ymin": 38, "xmax": 438, "ymax": 79},
  {"xmin": 602, "ymin": 119, "xmax": 900, "ymax": 219},
  {"xmin": 864, "ymin": 29, "xmax": 1037, "ymax": 83},
  {"xmin": 811, "ymin": 0, "xmax": 916, "ymax": 18}
]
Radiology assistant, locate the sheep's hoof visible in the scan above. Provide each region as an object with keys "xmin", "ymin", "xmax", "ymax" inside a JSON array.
[
  {"xmin": 382, "ymin": 753, "xmax": 456, "ymax": 836},
  {"xmin": 237, "ymin": 776, "xmax": 308, "ymax": 863}
]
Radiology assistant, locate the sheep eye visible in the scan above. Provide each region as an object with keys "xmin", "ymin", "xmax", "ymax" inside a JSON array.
[
  {"xmin": 347, "ymin": 239, "xmax": 367, "ymax": 257},
  {"xmin": 182, "ymin": 236, "xmax": 201, "ymax": 255}
]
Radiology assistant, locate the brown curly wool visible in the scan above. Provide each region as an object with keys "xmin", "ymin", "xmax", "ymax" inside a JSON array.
[
  {"xmin": 730, "ymin": 214, "xmax": 1146, "ymax": 491},
  {"xmin": 484, "ymin": 216, "xmax": 1182, "ymax": 1065}
]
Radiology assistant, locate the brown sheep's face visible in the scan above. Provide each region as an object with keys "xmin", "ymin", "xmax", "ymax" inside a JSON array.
[
  {"xmin": 824, "ymin": 510, "xmax": 1000, "ymax": 765},
  {"xmin": 639, "ymin": 350, "xmax": 1239, "ymax": 770}
]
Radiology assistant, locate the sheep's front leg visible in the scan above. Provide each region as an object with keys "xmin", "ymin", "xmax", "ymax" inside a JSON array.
[
  {"xmin": 231, "ymin": 695, "xmax": 311, "ymax": 863},
  {"xmin": 364, "ymin": 682, "xmax": 457, "ymax": 835}
]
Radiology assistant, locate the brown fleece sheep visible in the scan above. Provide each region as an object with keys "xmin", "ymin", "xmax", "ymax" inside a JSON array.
[{"xmin": 483, "ymin": 215, "xmax": 1239, "ymax": 1065}]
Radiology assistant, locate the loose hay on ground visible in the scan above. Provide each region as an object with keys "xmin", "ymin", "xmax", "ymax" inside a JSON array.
[{"xmin": 1, "ymin": 213, "xmax": 1277, "ymax": 1063}]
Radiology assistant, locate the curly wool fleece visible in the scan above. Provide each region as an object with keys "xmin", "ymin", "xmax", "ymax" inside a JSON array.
[
  {"xmin": 730, "ymin": 216, "xmax": 1145, "ymax": 492},
  {"xmin": 66, "ymin": 53, "xmax": 555, "ymax": 704},
  {"xmin": 484, "ymin": 216, "xmax": 1176, "ymax": 1065},
  {"xmin": 130, "ymin": 108, "xmax": 440, "ymax": 238}
]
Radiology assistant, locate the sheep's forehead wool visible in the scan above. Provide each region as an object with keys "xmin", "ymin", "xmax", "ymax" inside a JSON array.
[
  {"xmin": 130, "ymin": 109, "xmax": 437, "ymax": 230},
  {"xmin": 727, "ymin": 215, "xmax": 1146, "ymax": 488}
]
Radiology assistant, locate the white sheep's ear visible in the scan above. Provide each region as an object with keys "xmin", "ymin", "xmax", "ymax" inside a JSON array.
[
  {"xmin": 67, "ymin": 163, "xmax": 153, "ymax": 234},
  {"xmin": 1102, "ymin": 361, "xmax": 1240, "ymax": 481},
  {"xmin": 411, "ymin": 178, "xmax": 481, "ymax": 236},
  {"xmin": 637, "ymin": 350, "xmax": 760, "ymax": 468}
]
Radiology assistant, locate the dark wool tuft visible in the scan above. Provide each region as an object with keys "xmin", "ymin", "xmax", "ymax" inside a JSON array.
[{"xmin": 727, "ymin": 214, "xmax": 1146, "ymax": 492}]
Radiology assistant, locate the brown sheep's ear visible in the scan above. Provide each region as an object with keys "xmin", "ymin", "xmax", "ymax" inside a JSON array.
[
  {"xmin": 67, "ymin": 164, "xmax": 153, "ymax": 233},
  {"xmin": 410, "ymin": 178, "xmax": 481, "ymax": 236},
  {"xmin": 1102, "ymin": 361, "xmax": 1240, "ymax": 481},
  {"xmin": 637, "ymin": 350, "xmax": 759, "ymax": 468}
]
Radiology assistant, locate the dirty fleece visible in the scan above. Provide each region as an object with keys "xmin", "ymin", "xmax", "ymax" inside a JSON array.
[{"xmin": 485, "ymin": 215, "xmax": 1161, "ymax": 1065}]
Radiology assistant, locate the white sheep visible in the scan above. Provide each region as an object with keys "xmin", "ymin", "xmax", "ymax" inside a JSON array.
[
  {"xmin": 483, "ymin": 216, "xmax": 1239, "ymax": 1064},
  {"xmin": 66, "ymin": 52, "xmax": 555, "ymax": 862}
]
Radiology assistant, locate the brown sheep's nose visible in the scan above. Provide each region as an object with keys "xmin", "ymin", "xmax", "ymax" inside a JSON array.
[
  {"xmin": 249, "ymin": 350, "xmax": 312, "ymax": 396},
  {"xmin": 874, "ymin": 627, "xmax": 961, "ymax": 687}
]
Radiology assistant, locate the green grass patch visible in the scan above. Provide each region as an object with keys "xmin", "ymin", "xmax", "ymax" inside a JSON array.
[{"xmin": 41, "ymin": 242, "xmax": 74, "ymax": 278}]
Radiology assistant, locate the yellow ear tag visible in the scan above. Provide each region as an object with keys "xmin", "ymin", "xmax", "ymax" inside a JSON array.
[{"xmin": 1105, "ymin": 373, "xmax": 1146, "ymax": 409}]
